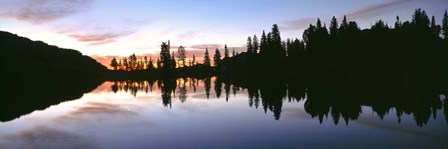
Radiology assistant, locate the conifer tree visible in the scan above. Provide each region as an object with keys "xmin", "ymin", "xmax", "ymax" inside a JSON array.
[{"xmin": 203, "ymin": 48, "xmax": 211, "ymax": 66}]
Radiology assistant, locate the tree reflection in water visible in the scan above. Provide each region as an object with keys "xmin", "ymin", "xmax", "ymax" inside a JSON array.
[{"xmin": 111, "ymin": 77, "xmax": 447, "ymax": 127}]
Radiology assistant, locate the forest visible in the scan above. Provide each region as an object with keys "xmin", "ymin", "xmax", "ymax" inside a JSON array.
[{"xmin": 108, "ymin": 9, "xmax": 448, "ymax": 93}]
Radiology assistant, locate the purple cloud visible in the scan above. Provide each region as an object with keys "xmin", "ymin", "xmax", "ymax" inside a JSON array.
[
  {"xmin": 0, "ymin": 0, "xmax": 93, "ymax": 24},
  {"xmin": 281, "ymin": 18, "xmax": 316, "ymax": 31},
  {"xmin": 346, "ymin": 0, "xmax": 414, "ymax": 20}
]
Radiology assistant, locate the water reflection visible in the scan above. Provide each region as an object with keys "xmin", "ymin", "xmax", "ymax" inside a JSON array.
[
  {"xmin": 109, "ymin": 77, "xmax": 447, "ymax": 127},
  {"xmin": 1, "ymin": 77, "xmax": 447, "ymax": 149},
  {"xmin": 1, "ymin": 78, "xmax": 102, "ymax": 122}
]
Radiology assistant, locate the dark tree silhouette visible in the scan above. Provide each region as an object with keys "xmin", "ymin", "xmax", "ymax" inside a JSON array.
[
  {"xmin": 203, "ymin": 48, "xmax": 211, "ymax": 66},
  {"xmin": 260, "ymin": 30, "xmax": 267, "ymax": 55},
  {"xmin": 431, "ymin": 16, "xmax": 441, "ymax": 36},
  {"xmin": 160, "ymin": 41, "xmax": 172, "ymax": 70},
  {"xmin": 330, "ymin": 16, "xmax": 339, "ymax": 39},
  {"xmin": 395, "ymin": 16, "xmax": 402, "ymax": 29},
  {"xmin": 247, "ymin": 36, "xmax": 253, "ymax": 53},
  {"xmin": 171, "ymin": 51, "xmax": 176, "ymax": 69},
  {"xmin": 224, "ymin": 44, "xmax": 229, "ymax": 58},
  {"xmin": 253, "ymin": 35, "xmax": 259, "ymax": 54},
  {"xmin": 192, "ymin": 54, "xmax": 196, "ymax": 66},
  {"xmin": 213, "ymin": 48, "xmax": 221, "ymax": 67},
  {"xmin": 147, "ymin": 57, "xmax": 155, "ymax": 69},
  {"xmin": 205, "ymin": 77, "xmax": 211, "ymax": 99},
  {"xmin": 214, "ymin": 77, "xmax": 222, "ymax": 98},
  {"xmin": 443, "ymin": 10, "xmax": 448, "ymax": 38},
  {"xmin": 110, "ymin": 58, "xmax": 118, "ymax": 70}
]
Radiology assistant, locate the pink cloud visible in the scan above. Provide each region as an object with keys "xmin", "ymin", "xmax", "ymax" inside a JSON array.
[
  {"xmin": 346, "ymin": 0, "xmax": 414, "ymax": 20},
  {"xmin": 0, "ymin": 0, "xmax": 93, "ymax": 24}
]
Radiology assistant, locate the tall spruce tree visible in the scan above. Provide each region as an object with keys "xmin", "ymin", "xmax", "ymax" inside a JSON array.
[
  {"xmin": 203, "ymin": 48, "xmax": 211, "ymax": 66},
  {"xmin": 253, "ymin": 35, "xmax": 259, "ymax": 54},
  {"xmin": 224, "ymin": 44, "xmax": 229, "ymax": 58},
  {"xmin": 442, "ymin": 10, "xmax": 448, "ymax": 38},
  {"xmin": 247, "ymin": 36, "xmax": 253, "ymax": 53},
  {"xmin": 213, "ymin": 48, "xmax": 221, "ymax": 66},
  {"xmin": 330, "ymin": 16, "xmax": 339, "ymax": 39},
  {"xmin": 160, "ymin": 41, "xmax": 171, "ymax": 69}
]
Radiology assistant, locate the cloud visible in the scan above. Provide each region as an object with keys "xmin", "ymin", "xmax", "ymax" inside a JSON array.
[
  {"xmin": 177, "ymin": 31, "xmax": 199, "ymax": 41},
  {"xmin": 0, "ymin": 0, "xmax": 152, "ymax": 47},
  {"xmin": 189, "ymin": 44, "xmax": 246, "ymax": 52},
  {"xmin": 54, "ymin": 101, "xmax": 157, "ymax": 127},
  {"xmin": 0, "ymin": 0, "xmax": 93, "ymax": 24},
  {"xmin": 281, "ymin": 18, "xmax": 316, "ymax": 31},
  {"xmin": 2, "ymin": 126, "xmax": 94, "ymax": 149},
  {"xmin": 282, "ymin": 0, "xmax": 414, "ymax": 31},
  {"xmin": 69, "ymin": 103, "xmax": 138, "ymax": 116},
  {"xmin": 61, "ymin": 101, "xmax": 138, "ymax": 118},
  {"xmin": 68, "ymin": 31, "xmax": 134, "ymax": 46},
  {"xmin": 346, "ymin": 0, "xmax": 414, "ymax": 20},
  {"xmin": 190, "ymin": 44, "xmax": 223, "ymax": 50},
  {"xmin": 57, "ymin": 18, "xmax": 152, "ymax": 46},
  {"xmin": 355, "ymin": 118, "xmax": 445, "ymax": 140}
]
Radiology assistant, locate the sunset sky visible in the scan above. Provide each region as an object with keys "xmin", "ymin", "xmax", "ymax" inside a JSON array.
[{"xmin": 0, "ymin": 0, "xmax": 447, "ymax": 65}]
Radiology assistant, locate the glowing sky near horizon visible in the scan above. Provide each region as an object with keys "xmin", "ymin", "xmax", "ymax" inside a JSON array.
[{"xmin": 0, "ymin": 0, "xmax": 446, "ymax": 59}]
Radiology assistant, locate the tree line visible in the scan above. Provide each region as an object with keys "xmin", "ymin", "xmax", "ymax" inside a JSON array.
[
  {"xmin": 109, "ymin": 8, "xmax": 448, "ymax": 93},
  {"xmin": 109, "ymin": 41, "xmax": 238, "ymax": 71},
  {"xmin": 222, "ymin": 8, "xmax": 448, "ymax": 92}
]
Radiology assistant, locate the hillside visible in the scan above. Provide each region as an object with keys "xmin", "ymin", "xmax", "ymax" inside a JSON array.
[
  {"xmin": 0, "ymin": 31, "xmax": 107, "ymax": 77},
  {"xmin": 0, "ymin": 31, "xmax": 107, "ymax": 122}
]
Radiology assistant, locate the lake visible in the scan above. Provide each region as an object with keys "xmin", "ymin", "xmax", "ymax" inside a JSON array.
[{"xmin": 0, "ymin": 77, "xmax": 447, "ymax": 149}]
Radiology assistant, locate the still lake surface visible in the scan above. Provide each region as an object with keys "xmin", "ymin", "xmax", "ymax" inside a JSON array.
[{"xmin": 1, "ymin": 77, "xmax": 447, "ymax": 149}]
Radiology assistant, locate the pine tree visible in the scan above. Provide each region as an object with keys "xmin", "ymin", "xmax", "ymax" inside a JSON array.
[
  {"xmin": 123, "ymin": 58, "xmax": 129, "ymax": 70},
  {"xmin": 160, "ymin": 41, "xmax": 171, "ymax": 69},
  {"xmin": 395, "ymin": 16, "xmax": 402, "ymax": 29},
  {"xmin": 412, "ymin": 8, "xmax": 430, "ymax": 29},
  {"xmin": 203, "ymin": 48, "xmax": 211, "ymax": 66},
  {"xmin": 129, "ymin": 54, "xmax": 137, "ymax": 70},
  {"xmin": 224, "ymin": 44, "xmax": 229, "ymax": 58},
  {"xmin": 253, "ymin": 35, "xmax": 259, "ymax": 54},
  {"xmin": 340, "ymin": 15, "xmax": 348, "ymax": 31},
  {"xmin": 431, "ymin": 16, "xmax": 441, "ymax": 36},
  {"xmin": 442, "ymin": 10, "xmax": 448, "ymax": 38},
  {"xmin": 156, "ymin": 58, "xmax": 161, "ymax": 69},
  {"xmin": 110, "ymin": 58, "xmax": 118, "ymax": 70},
  {"xmin": 260, "ymin": 30, "xmax": 267, "ymax": 55},
  {"xmin": 177, "ymin": 46, "xmax": 187, "ymax": 67},
  {"xmin": 143, "ymin": 56, "xmax": 148, "ymax": 69},
  {"xmin": 171, "ymin": 51, "xmax": 176, "ymax": 69},
  {"xmin": 330, "ymin": 16, "xmax": 339, "ymax": 39},
  {"xmin": 213, "ymin": 48, "xmax": 221, "ymax": 66},
  {"xmin": 247, "ymin": 36, "xmax": 253, "ymax": 53},
  {"xmin": 192, "ymin": 54, "xmax": 196, "ymax": 66},
  {"xmin": 148, "ymin": 57, "xmax": 154, "ymax": 69},
  {"xmin": 271, "ymin": 24, "xmax": 284, "ymax": 58}
]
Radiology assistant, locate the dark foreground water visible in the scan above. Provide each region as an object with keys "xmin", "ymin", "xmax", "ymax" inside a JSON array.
[{"xmin": 1, "ymin": 77, "xmax": 447, "ymax": 149}]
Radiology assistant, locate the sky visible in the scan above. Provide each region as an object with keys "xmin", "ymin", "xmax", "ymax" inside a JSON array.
[{"xmin": 0, "ymin": 0, "xmax": 447, "ymax": 65}]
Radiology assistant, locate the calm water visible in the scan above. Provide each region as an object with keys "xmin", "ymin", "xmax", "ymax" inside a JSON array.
[{"xmin": 1, "ymin": 77, "xmax": 447, "ymax": 149}]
